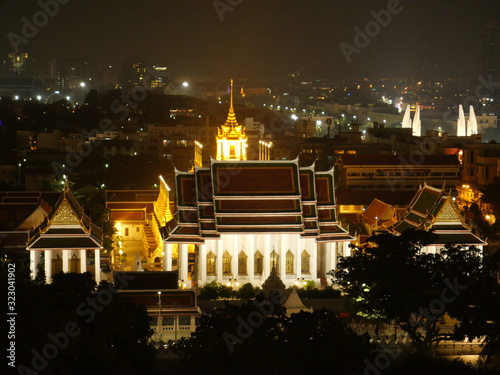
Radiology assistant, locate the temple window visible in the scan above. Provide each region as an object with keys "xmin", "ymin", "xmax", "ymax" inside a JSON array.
[
  {"xmin": 301, "ymin": 250, "xmax": 310, "ymax": 274},
  {"xmin": 223, "ymin": 251, "xmax": 232, "ymax": 275},
  {"xmin": 286, "ymin": 250, "xmax": 294, "ymax": 274},
  {"xmin": 254, "ymin": 251, "xmax": 263, "ymax": 275},
  {"xmin": 207, "ymin": 251, "xmax": 216, "ymax": 275},
  {"xmin": 238, "ymin": 251, "xmax": 247, "ymax": 275}
]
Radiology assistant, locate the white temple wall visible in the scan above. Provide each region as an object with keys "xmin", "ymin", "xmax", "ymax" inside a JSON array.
[{"xmin": 191, "ymin": 233, "xmax": 347, "ymax": 288}]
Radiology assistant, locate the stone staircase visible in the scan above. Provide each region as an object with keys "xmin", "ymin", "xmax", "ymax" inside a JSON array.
[{"xmin": 142, "ymin": 224, "xmax": 157, "ymax": 256}]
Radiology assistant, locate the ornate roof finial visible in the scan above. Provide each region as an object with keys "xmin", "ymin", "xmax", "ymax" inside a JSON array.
[{"xmin": 224, "ymin": 78, "xmax": 238, "ymax": 127}]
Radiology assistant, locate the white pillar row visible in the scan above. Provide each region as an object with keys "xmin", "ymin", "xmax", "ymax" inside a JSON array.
[
  {"xmin": 80, "ymin": 250, "xmax": 87, "ymax": 273},
  {"xmin": 30, "ymin": 251, "xmax": 41, "ymax": 280},
  {"xmin": 199, "ymin": 243, "xmax": 207, "ymax": 286},
  {"xmin": 178, "ymin": 243, "xmax": 188, "ymax": 282},
  {"xmin": 62, "ymin": 250, "xmax": 69, "ymax": 273},
  {"xmin": 163, "ymin": 243, "xmax": 172, "ymax": 271},
  {"xmin": 248, "ymin": 235, "xmax": 255, "ymax": 284},
  {"xmin": 94, "ymin": 249, "xmax": 101, "ymax": 283},
  {"xmin": 216, "ymin": 239, "xmax": 223, "ymax": 279},
  {"xmin": 45, "ymin": 250, "xmax": 53, "ymax": 284}
]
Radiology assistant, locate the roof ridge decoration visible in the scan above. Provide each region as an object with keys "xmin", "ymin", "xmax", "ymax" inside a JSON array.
[{"xmin": 433, "ymin": 196, "xmax": 464, "ymax": 224}]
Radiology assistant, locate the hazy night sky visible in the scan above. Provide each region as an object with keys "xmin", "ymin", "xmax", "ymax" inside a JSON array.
[{"xmin": 0, "ymin": 0, "xmax": 499, "ymax": 80}]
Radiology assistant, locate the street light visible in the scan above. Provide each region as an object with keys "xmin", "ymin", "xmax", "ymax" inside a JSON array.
[
  {"xmin": 80, "ymin": 82, "xmax": 86, "ymax": 104},
  {"xmin": 156, "ymin": 291, "xmax": 162, "ymax": 342},
  {"xmin": 226, "ymin": 278, "xmax": 239, "ymax": 288}
]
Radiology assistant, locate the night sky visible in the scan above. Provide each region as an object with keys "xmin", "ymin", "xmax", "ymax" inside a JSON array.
[{"xmin": 1, "ymin": 0, "xmax": 499, "ymax": 79}]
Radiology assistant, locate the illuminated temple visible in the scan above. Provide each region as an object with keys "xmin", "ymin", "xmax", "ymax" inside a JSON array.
[{"xmin": 162, "ymin": 80, "xmax": 353, "ymax": 288}]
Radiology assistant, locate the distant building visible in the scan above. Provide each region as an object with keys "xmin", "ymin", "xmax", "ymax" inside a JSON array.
[
  {"xmin": 50, "ymin": 58, "xmax": 96, "ymax": 89},
  {"xmin": 337, "ymin": 154, "xmax": 461, "ymax": 192},
  {"xmin": 5, "ymin": 53, "xmax": 29, "ymax": 76},
  {"xmin": 483, "ymin": 22, "xmax": 499, "ymax": 81},
  {"xmin": 120, "ymin": 59, "xmax": 168, "ymax": 91}
]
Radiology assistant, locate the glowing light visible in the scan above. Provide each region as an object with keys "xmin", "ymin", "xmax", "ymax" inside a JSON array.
[{"xmin": 182, "ymin": 81, "xmax": 189, "ymax": 87}]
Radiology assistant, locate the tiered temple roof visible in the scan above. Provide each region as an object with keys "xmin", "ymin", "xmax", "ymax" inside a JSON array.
[
  {"xmin": 27, "ymin": 186, "xmax": 102, "ymax": 250},
  {"xmin": 390, "ymin": 184, "xmax": 485, "ymax": 246},
  {"xmin": 164, "ymin": 158, "xmax": 351, "ymax": 243}
]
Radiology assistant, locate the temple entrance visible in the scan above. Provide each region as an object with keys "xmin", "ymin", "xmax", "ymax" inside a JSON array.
[{"xmin": 52, "ymin": 254, "xmax": 62, "ymax": 275}]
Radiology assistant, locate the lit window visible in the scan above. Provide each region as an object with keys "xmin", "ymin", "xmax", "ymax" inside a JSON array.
[
  {"xmin": 238, "ymin": 251, "xmax": 247, "ymax": 275},
  {"xmin": 223, "ymin": 251, "xmax": 232, "ymax": 275},
  {"xmin": 286, "ymin": 250, "xmax": 294, "ymax": 274},
  {"xmin": 301, "ymin": 250, "xmax": 310, "ymax": 274},
  {"xmin": 207, "ymin": 251, "xmax": 216, "ymax": 275},
  {"xmin": 254, "ymin": 251, "xmax": 263, "ymax": 275}
]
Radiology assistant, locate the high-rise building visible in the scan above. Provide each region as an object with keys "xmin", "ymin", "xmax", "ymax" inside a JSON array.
[
  {"xmin": 5, "ymin": 53, "xmax": 29, "ymax": 76},
  {"xmin": 483, "ymin": 22, "xmax": 499, "ymax": 81},
  {"xmin": 50, "ymin": 58, "xmax": 96, "ymax": 89},
  {"xmin": 120, "ymin": 59, "xmax": 168, "ymax": 91}
]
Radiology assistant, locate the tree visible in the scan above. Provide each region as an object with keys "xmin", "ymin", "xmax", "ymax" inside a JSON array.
[
  {"xmin": 481, "ymin": 176, "xmax": 500, "ymax": 220},
  {"xmin": 329, "ymin": 229, "xmax": 490, "ymax": 354},
  {"xmin": 178, "ymin": 301, "xmax": 371, "ymax": 375},
  {"xmin": 9, "ymin": 271, "xmax": 155, "ymax": 375}
]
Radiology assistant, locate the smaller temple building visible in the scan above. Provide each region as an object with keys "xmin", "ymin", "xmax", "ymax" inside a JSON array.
[{"xmin": 27, "ymin": 185, "xmax": 104, "ymax": 283}]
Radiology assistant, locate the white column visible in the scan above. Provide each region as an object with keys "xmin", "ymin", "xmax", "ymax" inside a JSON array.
[
  {"xmin": 310, "ymin": 239, "xmax": 318, "ymax": 282},
  {"xmin": 179, "ymin": 243, "xmax": 188, "ymax": 282},
  {"xmin": 62, "ymin": 250, "xmax": 69, "ymax": 273},
  {"xmin": 45, "ymin": 250, "xmax": 53, "ymax": 284},
  {"xmin": 216, "ymin": 238, "xmax": 223, "ymax": 280},
  {"xmin": 199, "ymin": 243, "xmax": 207, "ymax": 285},
  {"xmin": 263, "ymin": 234, "xmax": 271, "ymax": 278},
  {"xmin": 295, "ymin": 236, "xmax": 302, "ymax": 279},
  {"xmin": 94, "ymin": 249, "xmax": 101, "ymax": 283},
  {"xmin": 232, "ymin": 235, "xmax": 238, "ymax": 277},
  {"xmin": 30, "ymin": 251, "xmax": 41, "ymax": 280},
  {"xmin": 280, "ymin": 233, "xmax": 287, "ymax": 278},
  {"xmin": 248, "ymin": 235, "xmax": 255, "ymax": 284},
  {"xmin": 80, "ymin": 250, "xmax": 87, "ymax": 273},
  {"xmin": 326, "ymin": 243, "xmax": 335, "ymax": 275},
  {"xmin": 163, "ymin": 243, "xmax": 172, "ymax": 271}
]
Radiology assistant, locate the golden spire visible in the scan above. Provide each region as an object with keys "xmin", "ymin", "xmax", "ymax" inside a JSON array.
[
  {"xmin": 216, "ymin": 78, "xmax": 247, "ymax": 161},
  {"xmin": 224, "ymin": 78, "xmax": 238, "ymax": 127}
]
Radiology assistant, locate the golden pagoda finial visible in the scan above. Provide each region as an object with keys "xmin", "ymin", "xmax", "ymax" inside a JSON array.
[
  {"xmin": 230, "ymin": 78, "xmax": 234, "ymax": 110},
  {"xmin": 215, "ymin": 78, "xmax": 248, "ymax": 161},
  {"xmin": 224, "ymin": 78, "xmax": 238, "ymax": 127}
]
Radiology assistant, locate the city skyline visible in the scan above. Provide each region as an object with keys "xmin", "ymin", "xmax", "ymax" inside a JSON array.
[{"xmin": 0, "ymin": 0, "xmax": 499, "ymax": 80}]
